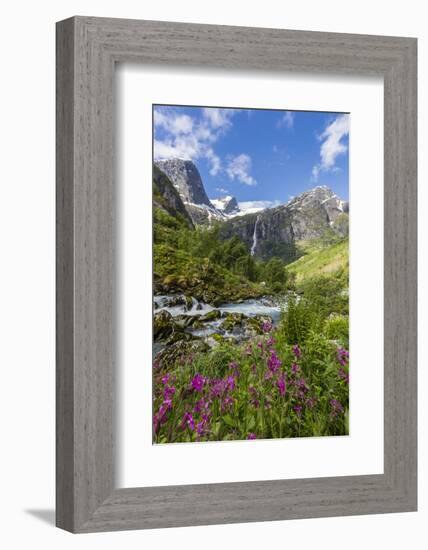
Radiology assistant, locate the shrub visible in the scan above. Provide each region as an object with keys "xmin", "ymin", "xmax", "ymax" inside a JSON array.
[
  {"xmin": 298, "ymin": 272, "xmax": 348, "ymax": 319},
  {"xmin": 324, "ymin": 315, "xmax": 349, "ymax": 347},
  {"xmin": 278, "ymin": 294, "xmax": 321, "ymax": 345}
]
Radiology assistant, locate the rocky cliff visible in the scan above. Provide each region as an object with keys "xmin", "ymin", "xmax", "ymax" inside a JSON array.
[
  {"xmin": 154, "ymin": 159, "xmax": 348, "ymax": 262},
  {"xmin": 153, "ymin": 165, "xmax": 194, "ymax": 228},
  {"xmin": 155, "ymin": 158, "xmax": 212, "ymax": 207},
  {"xmin": 155, "ymin": 158, "xmax": 230, "ymax": 225},
  {"xmin": 219, "ymin": 186, "xmax": 349, "ymax": 261}
]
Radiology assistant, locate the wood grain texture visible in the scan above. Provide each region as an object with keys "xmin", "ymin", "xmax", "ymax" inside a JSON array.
[{"xmin": 56, "ymin": 16, "xmax": 417, "ymax": 533}]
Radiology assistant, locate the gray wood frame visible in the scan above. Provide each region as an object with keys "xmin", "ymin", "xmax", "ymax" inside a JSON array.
[{"xmin": 56, "ymin": 16, "xmax": 417, "ymax": 533}]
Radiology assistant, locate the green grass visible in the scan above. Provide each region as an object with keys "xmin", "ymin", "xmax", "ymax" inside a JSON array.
[{"xmin": 287, "ymin": 239, "xmax": 349, "ymax": 283}]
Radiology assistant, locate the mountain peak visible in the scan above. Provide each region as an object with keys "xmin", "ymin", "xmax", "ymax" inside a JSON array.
[
  {"xmin": 210, "ymin": 195, "xmax": 240, "ymax": 215},
  {"xmin": 155, "ymin": 158, "xmax": 213, "ymax": 207},
  {"xmin": 286, "ymin": 185, "xmax": 347, "ymax": 215}
]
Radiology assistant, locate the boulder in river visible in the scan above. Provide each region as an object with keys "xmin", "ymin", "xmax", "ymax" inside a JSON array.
[
  {"xmin": 154, "ymin": 310, "xmax": 175, "ymax": 340},
  {"xmin": 199, "ymin": 309, "xmax": 222, "ymax": 322},
  {"xmin": 174, "ymin": 314, "xmax": 203, "ymax": 329},
  {"xmin": 220, "ymin": 312, "xmax": 246, "ymax": 331}
]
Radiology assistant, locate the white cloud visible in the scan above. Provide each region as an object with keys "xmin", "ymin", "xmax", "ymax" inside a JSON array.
[
  {"xmin": 154, "ymin": 139, "xmax": 186, "ymax": 159},
  {"xmin": 312, "ymin": 114, "xmax": 349, "ymax": 181},
  {"xmin": 205, "ymin": 148, "xmax": 222, "ymax": 176},
  {"xmin": 202, "ymin": 108, "xmax": 235, "ymax": 130},
  {"xmin": 238, "ymin": 200, "xmax": 280, "ymax": 214},
  {"xmin": 226, "ymin": 154, "xmax": 257, "ymax": 186},
  {"xmin": 153, "ymin": 107, "xmax": 237, "ymax": 173},
  {"xmin": 154, "ymin": 110, "xmax": 193, "ymax": 135},
  {"xmin": 277, "ymin": 111, "xmax": 295, "ymax": 129},
  {"xmin": 311, "ymin": 165, "xmax": 320, "ymax": 181},
  {"xmin": 153, "ymin": 133, "xmax": 203, "ymax": 160},
  {"xmin": 216, "ymin": 187, "xmax": 230, "ymax": 194}
]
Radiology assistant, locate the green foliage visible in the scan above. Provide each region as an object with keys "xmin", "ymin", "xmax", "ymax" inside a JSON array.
[
  {"xmin": 263, "ymin": 257, "xmax": 286, "ymax": 285},
  {"xmin": 324, "ymin": 315, "xmax": 349, "ymax": 347},
  {"xmin": 277, "ymin": 294, "xmax": 321, "ymax": 345},
  {"xmin": 257, "ymin": 239, "xmax": 299, "ymax": 263},
  {"xmin": 153, "ymin": 204, "xmax": 294, "ymax": 299},
  {"xmin": 153, "ymin": 328, "xmax": 349, "ymax": 443},
  {"xmin": 298, "ymin": 270, "xmax": 348, "ymax": 318}
]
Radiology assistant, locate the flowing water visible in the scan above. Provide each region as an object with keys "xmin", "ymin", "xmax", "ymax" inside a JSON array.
[
  {"xmin": 154, "ymin": 294, "xmax": 282, "ymax": 344},
  {"xmin": 250, "ymin": 215, "xmax": 260, "ymax": 256},
  {"xmin": 154, "ymin": 295, "xmax": 281, "ymax": 322}
]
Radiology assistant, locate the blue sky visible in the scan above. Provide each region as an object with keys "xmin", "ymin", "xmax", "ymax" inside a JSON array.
[{"xmin": 153, "ymin": 105, "xmax": 349, "ymax": 207}]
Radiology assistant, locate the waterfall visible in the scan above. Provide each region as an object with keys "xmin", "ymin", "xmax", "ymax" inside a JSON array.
[{"xmin": 250, "ymin": 215, "xmax": 260, "ymax": 256}]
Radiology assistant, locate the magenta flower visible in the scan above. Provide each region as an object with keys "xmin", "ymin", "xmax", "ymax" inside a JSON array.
[
  {"xmin": 277, "ymin": 375, "xmax": 286, "ymax": 396},
  {"xmin": 330, "ymin": 399, "xmax": 344, "ymax": 417},
  {"xmin": 267, "ymin": 350, "xmax": 282, "ymax": 373},
  {"xmin": 306, "ymin": 396, "xmax": 317, "ymax": 409},
  {"xmin": 249, "ymin": 386, "xmax": 260, "ymax": 408},
  {"xmin": 338, "ymin": 367, "xmax": 349, "ymax": 384},
  {"xmin": 194, "ymin": 398, "xmax": 210, "ymax": 414},
  {"xmin": 154, "ymin": 399, "xmax": 172, "ymax": 432},
  {"xmin": 158, "ymin": 399, "xmax": 172, "ymax": 417},
  {"xmin": 292, "ymin": 344, "xmax": 301, "ymax": 359},
  {"xmin": 291, "ymin": 362, "xmax": 300, "ymax": 375},
  {"xmin": 293, "ymin": 404, "xmax": 303, "ymax": 416},
  {"xmin": 163, "ymin": 385, "xmax": 176, "ymax": 401},
  {"xmin": 266, "ymin": 336, "xmax": 275, "ymax": 347},
  {"xmin": 262, "ymin": 321, "xmax": 273, "ymax": 333},
  {"xmin": 221, "ymin": 395, "xmax": 234, "ymax": 412},
  {"xmin": 210, "ymin": 378, "xmax": 226, "ymax": 398},
  {"xmin": 229, "ymin": 361, "xmax": 240, "ymax": 377},
  {"xmin": 181, "ymin": 411, "xmax": 195, "ymax": 431},
  {"xmin": 247, "ymin": 433, "xmax": 257, "ymax": 440},
  {"xmin": 296, "ymin": 378, "xmax": 309, "ymax": 393},
  {"xmin": 191, "ymin": 373, "xmax": 205, "ymax": 392},
  {"xmin": 337, "ymin": 347, "xmax": 349, "ymax": 366},
  {"xmin": 226, "ymin": 375, "xmax": 235, "ymax": 391},
  {"xmin": 161, "ymin": 373, "xmax": 170, "ymax": 385},
  {"xmin": 196, "ymin": 421, "xmax": 205, "ymax": 436}
]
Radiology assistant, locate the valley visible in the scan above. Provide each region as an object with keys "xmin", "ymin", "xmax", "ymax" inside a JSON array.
[{"xmin": 152, "ymin": 157, "xmax": 349, "ymax": 443}]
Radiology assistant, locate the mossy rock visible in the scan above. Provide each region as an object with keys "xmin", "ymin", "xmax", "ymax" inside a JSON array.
[
  {"xmin": 174, "ymin": 314, "xmax": 201, "ymax": 329},
  {"xmin": 184, "ymin": 295, "xmax": 194, "ymax": 310},
  {"xmin": 162, "ymin": 275, "xmax": 179, "ymax": 286},
  {"xmin": 165, "ymin": 295, "xmax": 186, "ymax": 307},
  {"xmin": 153, "ymin": 310, "xmax": 175, "ymax": 341},
  {"xmin": 220, "ymin": 312, "xmax": 246, "ymax": 331},
  {"xmin": 200, "ymin": 309, "xmax": 222, "ymax": 322},
  {"xmin": 164, "ymin": 331, "xmax": 196, "ymax": 346},
  {"xmin": 155, "ymin": 339, "xmax": 209, "ymax": 370}
]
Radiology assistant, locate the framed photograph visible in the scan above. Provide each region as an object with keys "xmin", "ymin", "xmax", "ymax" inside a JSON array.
[{"xmin": 56, "ymin": 16, "xmax": 417, "ymax": 532}]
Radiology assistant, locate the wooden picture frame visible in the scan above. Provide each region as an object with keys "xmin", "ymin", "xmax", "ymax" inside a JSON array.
[{"xmin": 56, "ymin": 16, "xmax": 417, "ymax": 533}]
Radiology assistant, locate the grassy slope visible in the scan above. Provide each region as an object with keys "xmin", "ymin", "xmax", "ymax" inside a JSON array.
[{"xmin": 287, "ymin": 239, "xmax": 349, "ymax": 283}]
